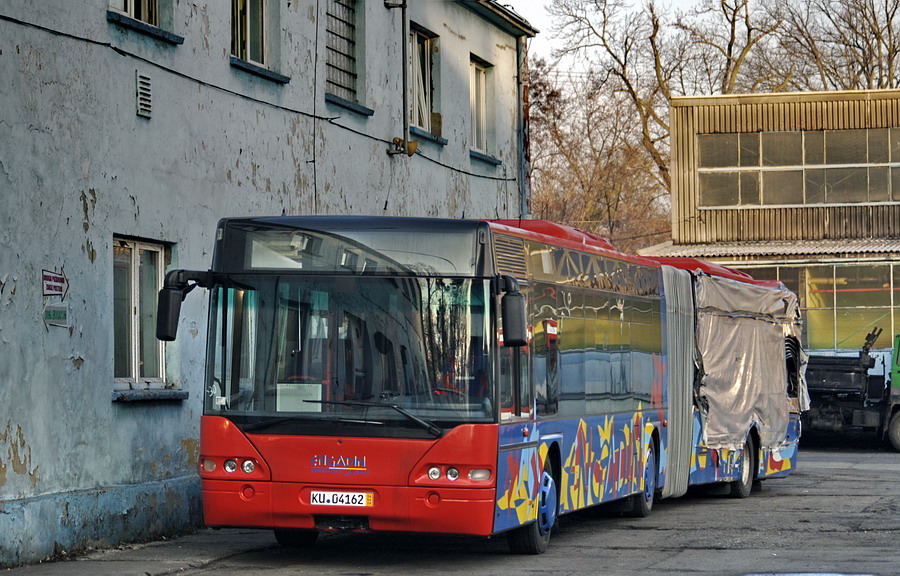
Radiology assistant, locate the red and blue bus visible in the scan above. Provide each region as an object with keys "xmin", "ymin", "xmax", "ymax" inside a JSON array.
[{"xmin": 157, "ymin": 216, "xmax": 805, "ymax": 554}]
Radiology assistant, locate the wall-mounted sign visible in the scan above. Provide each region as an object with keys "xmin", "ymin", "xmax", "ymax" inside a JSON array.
[
  {"xmin": 42, "ymin": 269, "xmax": 68, "ymax": 300},
  {"xmin": 43, "ymin": 302, "xmax": 69, "ymax": 329}
]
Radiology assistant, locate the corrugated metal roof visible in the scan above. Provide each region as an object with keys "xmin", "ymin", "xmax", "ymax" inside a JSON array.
[{"xmin": 638, "ymin": 238, "xmax": 900, "ymax": 259}]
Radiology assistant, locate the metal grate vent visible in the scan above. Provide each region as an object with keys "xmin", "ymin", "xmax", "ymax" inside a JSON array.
[
  {"xmin": 136, "ymin": 71, "xmax": 152, "ymax": 118},
  {"xmin": 493, "ymin": 235, "xmax": 528, "ymax": 279}
]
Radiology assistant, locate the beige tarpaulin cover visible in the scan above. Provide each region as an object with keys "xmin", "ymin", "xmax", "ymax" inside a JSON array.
[{"xmin": 695, "ymin": 274, "xmax": 802, "ymax": 449}]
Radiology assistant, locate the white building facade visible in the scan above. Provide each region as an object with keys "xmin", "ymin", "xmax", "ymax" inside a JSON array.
[{"xmin": 0, "ymin": 0, "xmax": 536, "ymax": 566}]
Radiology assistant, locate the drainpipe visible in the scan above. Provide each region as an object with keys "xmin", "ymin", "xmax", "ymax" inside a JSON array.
[{"xmin": 516, "ymin": 35, "xmax": 530, "ymax": 217}]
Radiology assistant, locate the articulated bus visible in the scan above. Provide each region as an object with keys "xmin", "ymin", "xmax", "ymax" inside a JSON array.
[{"xmin": 157, "ymin": 216, "xmax": 806, "ymax": 554}]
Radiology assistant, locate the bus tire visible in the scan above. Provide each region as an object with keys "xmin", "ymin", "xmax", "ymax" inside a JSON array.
[
  {"xmin": 508, "ymin": 459, "xmax": 558, "ymax": 554},
  {"xmin": 730, "ymin": 436, "xmax": 756, "ymax": 498},
  {"xmin": 629, "ymin": 440, "xmax": 657, "ymax": 517},
  {"xmin": 274, "ymin": 528, "xmax": 319, "ymax": 548},
  {"xmin": 888, "ymin": 411, "xmax": 900, "ymax": 452}
]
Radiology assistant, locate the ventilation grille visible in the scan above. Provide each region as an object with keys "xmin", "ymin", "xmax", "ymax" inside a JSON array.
[
  {"xmin": 493, "ymin": 235, "xmax": 528, "ymax": 279},
  {"xmin": 136, "ymin": 71, "xmax": 152, "ymax": 118}
]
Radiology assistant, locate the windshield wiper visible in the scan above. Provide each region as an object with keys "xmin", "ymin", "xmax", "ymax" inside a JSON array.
[{"xmin": 306, "ymin": 400, "xmax": 443, "ymax": 437}]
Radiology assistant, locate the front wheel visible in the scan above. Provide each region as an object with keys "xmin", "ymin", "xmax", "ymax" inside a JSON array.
[
  {"xmin": 730, "ymin": 436, "xmax": 756, "ymax": 498},
  {"xmin": 888, "ymin": 411, "xmax": 900, "ymax": 452},
  {"xmin": 508, "ymin": 459, "xmax": 558, "ymax": 554},
  {"xmin": 629, "ymin": 440, "xmax": 657, "ymax": 517}
]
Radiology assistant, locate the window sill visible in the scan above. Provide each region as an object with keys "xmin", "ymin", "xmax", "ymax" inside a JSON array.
[
  {"xmin": 325, "ymin": 93, "xmax": 375, "ymax": 117},
  {"xmin": 112, "ymin": 389, "xmax": 189, "ymax": 403},
  {"xmin": 469, "ymin": 149, "xmax": 502, "ymax": 166},
  {"xmin": 229, "ymin": 57, "xmax": 291, "ymax": 84},
  {"xmin": 106, "ymin": 10, "xmax": 184, "ymax": 45},
  {"xmin": 410, "ymin": 126, "xmax": 448, "ymax": 146}
]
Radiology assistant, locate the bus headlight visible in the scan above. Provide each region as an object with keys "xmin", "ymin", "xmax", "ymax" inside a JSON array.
[
  {"xmin": 446, "ymin": 467, "xmax": 460, "ymax": 481},
  {"xmin": 241, "ymin": 459, "xmax": 256, "ymax": 474},
  {"xmin": 224, "ymin": 459, "xmax": 238, "ymax": 473},
  {"xmin": 428, "ymin": 466, "xmax": 442, "ymax": 480}
]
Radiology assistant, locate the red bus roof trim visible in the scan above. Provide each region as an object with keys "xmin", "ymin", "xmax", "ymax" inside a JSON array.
[
  {"xmin": 484, "ymin": 219, "xmax": 661, "ymax": 268},
  {"xmin": 648, "ymin": 256, "xmax": 782, "ymax": 288},
  {"xmin": 485, "ymin": 219, "xmax": 780, "ymax": 288}
]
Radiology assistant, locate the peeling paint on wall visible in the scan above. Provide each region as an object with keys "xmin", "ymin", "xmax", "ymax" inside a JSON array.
[
  {"xmin": 79, "ymin": 188, "xmax": 95, "ymax": 232},
  {"xmin": 0, "ymin": 421, "xmax": 39, "ymax": 491},
  {"xmin": 181, "ymin": 437, "xmax": 200, "ymax": 468}
]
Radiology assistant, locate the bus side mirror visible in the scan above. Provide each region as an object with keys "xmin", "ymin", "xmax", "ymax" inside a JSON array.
[
  {"xmin": 157, "ymin": 286, "xmax": 184, "ymax": 342},
  {"xmin": 501, "ymin": 276, "xmax": 527, "ymax": 348},
  {"xmin": 156, "ymin": 269, "xmax": 214, "ymax": 342}
]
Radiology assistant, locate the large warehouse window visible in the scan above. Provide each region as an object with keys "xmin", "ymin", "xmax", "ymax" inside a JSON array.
[
  {"xmin": 698, "ymin": 128, "xmax": 900, "ymax": 207},
  {"xmin": 737, "ymin": 263, "xmax": 896, "ymax": 351}
]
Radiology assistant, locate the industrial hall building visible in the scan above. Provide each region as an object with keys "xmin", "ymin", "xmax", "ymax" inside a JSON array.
[
  {"xmin": 641, "ymin": 89, "xmax": 900, "ymax": 364},
  {"xmin": 0, "ymin": 0, "xmax": 536, "ymax": 567}
]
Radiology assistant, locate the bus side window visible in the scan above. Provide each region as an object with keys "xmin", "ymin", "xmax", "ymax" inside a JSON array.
[{"xmin": 534, "ymin": 319, "xmax": 559, "ymax": 416}]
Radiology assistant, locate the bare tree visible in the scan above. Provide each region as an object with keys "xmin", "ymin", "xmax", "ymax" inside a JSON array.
[
  {"xmin": 545, "ymin": 0, "xmax": 780, "ymax": 193},
  {"xmin": 769, "ymin": 0, "xmax": 900, "ymax": 90},
  {"xmin": 528, "ymin": 59, "xmax": 670, "ymax": 252},
  {"xmin": 528, "ymin": 0, "xmax": 900, "ymax": 250}
]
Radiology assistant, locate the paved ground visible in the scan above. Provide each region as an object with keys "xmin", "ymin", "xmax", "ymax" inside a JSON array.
[{"xmin": 5, "ymin": 432, "xmax": 900, "ymax": 575}]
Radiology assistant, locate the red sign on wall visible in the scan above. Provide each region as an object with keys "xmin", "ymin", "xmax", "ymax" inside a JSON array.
[{"xmin": 42, "ymin": 269, "xmax": 68, "ymax": 300}]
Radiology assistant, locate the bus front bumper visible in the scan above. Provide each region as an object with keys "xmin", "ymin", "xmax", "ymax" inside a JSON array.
[{"xmin": 202, "ymin": 480, "xmax": 498, "ymax": 536}]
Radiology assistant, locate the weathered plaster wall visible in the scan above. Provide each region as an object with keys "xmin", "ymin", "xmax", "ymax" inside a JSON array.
[{"xmin": 0, "ymin": 0, "xmax": 530, "ymax": 566}]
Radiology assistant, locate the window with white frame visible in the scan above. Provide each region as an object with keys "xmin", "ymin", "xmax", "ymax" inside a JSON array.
[
  {"xmin": 232, "ymin": 0, "xmax": 267, "ymax": 66},
  {"xmin": 113, "ymin": 238, "xmax": 165, "ymax": 385},
  {"xmin": 112, "ymin": 0, "xmax": 158, "ymax": 26},
  {"xmin": 326, "ymin": 0, "xmax": 359, "ymax": 102},
  {"xmin": 410, "ymin": 27, "xmax": 436, "ymax": 133},
  {"xmin": 470, "ymin": 57, "xmax": 489, "ymax": 153}
]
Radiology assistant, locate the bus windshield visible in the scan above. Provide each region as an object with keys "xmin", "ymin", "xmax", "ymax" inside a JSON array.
[{"xmin": 204, "ymin": 274, "xmax": 494, "ymax": 436}]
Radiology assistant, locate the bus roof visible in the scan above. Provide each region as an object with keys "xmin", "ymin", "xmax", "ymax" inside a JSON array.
[{"xmin": 486, "ymin": 219, "xmax": 780, "ymax": 288}]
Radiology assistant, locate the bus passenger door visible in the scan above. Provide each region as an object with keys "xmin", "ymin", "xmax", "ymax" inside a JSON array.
[{"xmin": 496, "ymin": 327, "xmax": 546, "ymax": 534}]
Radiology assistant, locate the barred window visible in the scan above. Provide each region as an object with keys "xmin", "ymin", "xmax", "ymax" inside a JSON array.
[{"xmin": 326, "ymin": 0, "xmax": 358, "ymax": 102}]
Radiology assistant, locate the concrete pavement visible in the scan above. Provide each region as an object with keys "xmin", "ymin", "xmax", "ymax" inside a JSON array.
[{"xmin": 2, "ymin": 528, "xmax": 276, "ymax": 575}]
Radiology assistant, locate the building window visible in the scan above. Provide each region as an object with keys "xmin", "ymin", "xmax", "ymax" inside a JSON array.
[
  {"xmin": 232, "ymin": 0, "xmax": 267, "ymax": 66},
  {"xmin": 698, "ymin": 128, "xmax": 900, "ymax": 207},
  {"xmin": 737, "ymin": 263, "xmax": 896, "ymax": 351},
  {"xmin": 326, "ymin": 0, "xmax": 359, "ymax": 103},
  {"xmin": 410, "ymin": 27, "xmax": 436, "ymax": 134},
  {"xmin": 114, "ymin": 238, "xmax": 165, "ymax": 385},
  {"xmin": 112, "ymin": 0, "xmax": 158, "ymax": 26},
  {"xmin": 470, "ymin": 58, "xmax": 489, "ymax": 153}
]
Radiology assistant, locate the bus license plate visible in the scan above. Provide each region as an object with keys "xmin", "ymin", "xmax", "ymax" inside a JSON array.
[{"xmin": 310, "ymin": 491, "xmax": 373, "ymax": 507}]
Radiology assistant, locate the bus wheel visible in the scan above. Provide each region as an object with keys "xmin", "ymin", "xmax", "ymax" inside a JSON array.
[
  {"xmin": 629, "ymin": 440, "xmax": 657, "ymax": 517},
  {"xmin": 274, "ymin": 528, "xmax": 319, "ymax": 548},
  {"xmin": 888, "ymin": 411, "xmax": 900, "ymax": 452},
  {"xmin": 730, "ymin": 437, "xmax": 756, "ymax": 498},
  {"xmin": 508, "ymin": 459, "xmax": 558, "ymax": 554}
]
